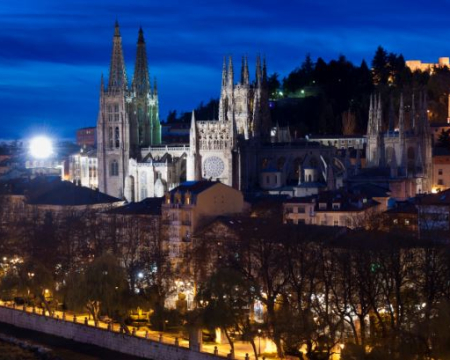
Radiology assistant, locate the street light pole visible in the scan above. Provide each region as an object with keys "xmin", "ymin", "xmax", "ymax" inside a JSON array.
[{"xmin": 258, "ymin": 329, "xmax": 261, "ymax": 356}]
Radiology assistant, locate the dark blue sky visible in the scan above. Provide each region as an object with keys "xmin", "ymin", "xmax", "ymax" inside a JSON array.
[{"xmin": 1, "ymin": 0, "xmax": 450, "ymax": 140}]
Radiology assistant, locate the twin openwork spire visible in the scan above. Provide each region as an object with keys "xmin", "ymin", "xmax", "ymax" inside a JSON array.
[
  {"xmin": 106, "ymin": 22, "xmax": 157, "ymax": 96},
  {"xmin": 108, "ymin": 21, "xmax": 128, "ymax": 91}
]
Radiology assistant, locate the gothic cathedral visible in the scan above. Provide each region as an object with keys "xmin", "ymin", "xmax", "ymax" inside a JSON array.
[{"xmin": 97, "ymin": 22, "xmax": 270, "ymax": 201}]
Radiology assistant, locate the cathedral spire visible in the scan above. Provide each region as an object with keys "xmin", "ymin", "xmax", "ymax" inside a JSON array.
[
  {"xmin": 190, "ymin": 110, "xmax": 197, "ymax": 152},
  {"xmin": 227, "ymin": 56, "xmax": 234, "ymax": 87},
  {"xmin": 221, "ymin": 56, "xmax": 227, "ymax": 88},
  {"xmin": 241, "ymin": 56, "xmax": 249, "ymax": 85},
  {"xmin": 256, "ymin": 55, "xmax": 262, "ymax": 86},
  {"xmin": 108, "ymin": 21, "xmax": 128, "ymax": 91},
  {"xmin": 100, "ymin": 73, "xmax": 104, "ymax": 96},
  {"xmin": 376, "ymin": 93, "xmax": 383, "ymax": 133},
  {"xmin": 240, "ymin": 56, "xmax": 245, "ymax": 84},
  {"xmin": 367, "ymin": 94, "xmax": 374, "ymax": 135},
  {"xmin": 132, "ymin": 27, "xmax": 150, "ymax": 96},
  {"xmin": 262, "ymin": 55, "xmax": 268, "ymax": 84}
]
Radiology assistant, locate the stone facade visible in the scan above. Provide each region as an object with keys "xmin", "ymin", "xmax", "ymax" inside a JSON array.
[
  {"xmin": 365, "ymin": 93, "xmax": 433, "ymax": 195},
  {"xmin": 97, "ymin": 23, "xmax": 161, "ymax": 199},
  {"xmin": 89, "ymin": 22, "xmax": 342, "ymax": 201}
]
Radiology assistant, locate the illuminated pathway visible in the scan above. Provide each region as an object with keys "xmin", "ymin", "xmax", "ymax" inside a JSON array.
[{"xmin": 0, "ymin": 301, "xmax": 278, "ymax": 360}]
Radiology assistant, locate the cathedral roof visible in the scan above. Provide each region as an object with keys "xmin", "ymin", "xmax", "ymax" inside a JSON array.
[{"xmin": 107, "ymin": 197, "xmax": 163, "ymax": 215}]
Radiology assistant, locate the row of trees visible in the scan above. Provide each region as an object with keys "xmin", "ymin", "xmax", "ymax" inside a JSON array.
[
  {"xmin": 191, "ymin": 218, "xmax": 450, "ymax": 360},
  {"xmin": 2, "ymin": 197, "xmax": 450, "ymax": 359},
  {"xmin": 0, "ymin": 202, "xmax": 176, "ymax": 332}
]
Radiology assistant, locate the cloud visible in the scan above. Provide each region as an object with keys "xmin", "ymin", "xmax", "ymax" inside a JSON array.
[{"xmin": 1, "ymin": 0, "xmax": 450, "ymax": 138}]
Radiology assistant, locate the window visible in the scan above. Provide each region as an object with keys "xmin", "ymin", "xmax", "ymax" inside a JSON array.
[
  {"xmin": 115, "ymin": 127, "xmax": 120, "ymax": 148},
  {"xmin": 405, "ymin": 219, "xmax": 410, "ymax": 226},
  {"xmin": 334, "ymin": 220, "xmax": 339, "ymax": 226},
  {"xmin": 298, "ymin": 206, "xmax": 306, "ymax": 213},
  {"xmin": 109, "ymin": 127, "xmax": 113, "ymax": 149},
  {"xmin": 266, "ymin": 175, "xmax": 270, "ymax": 184},
  {"xmin": 114, "ymin": 104, "xmax": 119, "ymax": 113},
  {"xmin": 140, "ymin": 171, "xmax": 147, "ymax": 200},
  {"xmin": 438, "ymin": 179, "xmax": 444, "ymax": 186},
  {"xmin": 332, "ymin": 203, "xmax": 340, "ymax": 210},
  {"xmin": 110, "ymin": 160, "xmax": 119, "ymax": 176},
  {"xmin": 393, "ymin": 219, "xmax": 398, "ymax": 225},
  {"xmin": 439, "ymin": 169, "xmax": 443, "ymax": 175}
]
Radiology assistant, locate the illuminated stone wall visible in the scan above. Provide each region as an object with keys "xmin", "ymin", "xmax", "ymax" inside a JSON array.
[{"xmin": 0, "ymin": 306, "xmax": 222, "ymax": 360}]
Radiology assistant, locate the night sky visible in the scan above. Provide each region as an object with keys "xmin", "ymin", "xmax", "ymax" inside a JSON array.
[{"xmin": 1, "ymin": 0, "xmax": 450, "ymax": 140}]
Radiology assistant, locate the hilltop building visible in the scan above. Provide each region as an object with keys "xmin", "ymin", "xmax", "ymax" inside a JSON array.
[{"xmin": 406, "ymin": 57, "xmax": 449, "ymax": 72}]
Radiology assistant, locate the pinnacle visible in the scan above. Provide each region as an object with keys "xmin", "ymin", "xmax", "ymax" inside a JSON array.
[
  {"xmin": 138, "ymin": 27, "xmax": 145, "ymax": 44},
  {"xmin": 114, "ymin": 20, "xmax": 120, "ymax": 37}
]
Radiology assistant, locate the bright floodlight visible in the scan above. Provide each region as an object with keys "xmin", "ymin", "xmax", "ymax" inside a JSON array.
[{"xmin": 30, "ymin": 136, "xmax": 53, "ymax": 159}]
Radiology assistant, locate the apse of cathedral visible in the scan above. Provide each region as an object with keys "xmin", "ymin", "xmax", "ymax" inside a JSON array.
[{"xmin": 363, "ymin": 92, "xmax": 433, "ymax": 197}]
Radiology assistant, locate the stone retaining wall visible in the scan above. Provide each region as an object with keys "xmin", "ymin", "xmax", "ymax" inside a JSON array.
[{"xmin": 0, "ymin": 306, "xmax": 223, "ymax": 360}]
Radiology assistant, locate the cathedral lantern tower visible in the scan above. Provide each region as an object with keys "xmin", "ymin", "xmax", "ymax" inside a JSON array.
[
  {"xmin": 97, "ymin": 21, "xmax": 130, "ymax": 199},
  {"xmin": 218, "ymin": 55, "xmax": 271, "ymax": 141}
]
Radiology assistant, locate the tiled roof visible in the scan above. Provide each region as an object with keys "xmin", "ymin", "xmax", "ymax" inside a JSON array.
[
  {"xmin": 417, "ymin": 188, "xmax": 450, "ymax": 205},
  {"xmin": 107, "ymin": 197, "xmax": 163, "ymax": 215},
  {"xmin": 0, "ymin": 177, "xmax": 120, "ymax": 206}
]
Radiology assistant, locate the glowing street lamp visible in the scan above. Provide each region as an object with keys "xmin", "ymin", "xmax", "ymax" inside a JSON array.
[
  {"xmin": 258, "ymin": 328, "xmax": 262, "ymax": 355},
  {"xmin": 29, "ymin": 136, "xmax": 53, "ymax": 159}
]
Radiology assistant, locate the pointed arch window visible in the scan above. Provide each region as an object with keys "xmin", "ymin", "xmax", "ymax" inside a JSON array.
[
  {"xmin": 109, "ymin": 127, "xmax": 113, "ymax": 149},
  {"xmin": 140, "ymin": 171, "xmax": 147, "ymax": 200},
  {"xmin": 107, "ymin": 105, "xmax": 113, "ymax": 122},
  {"xmin": 115, "ymin": 127, "xmax": 120, "ymax": 148},
  {"xmin": 110, "ymin": 160, "xmax": 119, "ymax": 176}
]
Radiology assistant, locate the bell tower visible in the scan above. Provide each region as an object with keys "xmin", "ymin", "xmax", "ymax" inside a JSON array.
[{"xmin": 97, "ymin": 21, "xmax": 130, "ymax": 199}]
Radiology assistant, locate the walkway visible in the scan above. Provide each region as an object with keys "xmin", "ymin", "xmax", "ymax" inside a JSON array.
[{"xmin": 0, "ymin": 301, "xmax": 276, "ymax": 360}]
